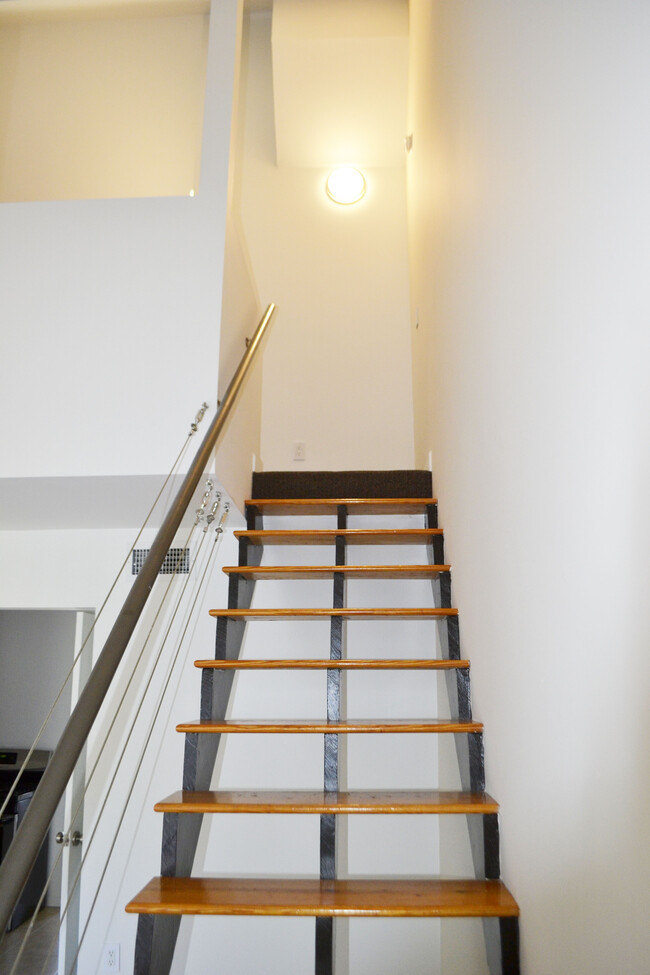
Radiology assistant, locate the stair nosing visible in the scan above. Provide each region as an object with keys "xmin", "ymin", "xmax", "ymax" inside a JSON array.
[
  {"xmin": 222, "ymin": 564, "xmax": 450, "ymax": 577},
  {"xmin": 234, "ymin": 529, "xmax": 443, "ymax": 535},
  {"xmin": 193, "ymin": 658, "xmax": 469, "ymax": 670},
  {"xmin": 153, "ymin": 789, "xmax": 499, "ymax": 815},
  {"xmin": 233, "ymin": 529, "xmax": 443, "ymax": 545},
  {"xmin": 244, "ymin": 498, "xmax": 438, "ymax": 516},
  {"xmin": 245, "ymin": 497, "xmax": 438, "ymax": 505},
  {"xmin": 126, "ymin": 877, "xmax": 519, "ymax": 918},
  {"xmin": 208, "ymin": 608, "xmax": 458, "ymax": 619},
  {"xmin": 177, "ymin": 718, "xmax": 482, "ymax": 734}
]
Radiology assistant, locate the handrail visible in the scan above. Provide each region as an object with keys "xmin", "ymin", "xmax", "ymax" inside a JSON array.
[{"xmin": 0, "ymin": 302, "xmax": 276, "ymax": 934}]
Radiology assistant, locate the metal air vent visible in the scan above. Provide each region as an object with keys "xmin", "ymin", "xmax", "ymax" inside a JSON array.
[{"xmin": 131, "ymin": 548, "xmax": 190, "ymax": 576}]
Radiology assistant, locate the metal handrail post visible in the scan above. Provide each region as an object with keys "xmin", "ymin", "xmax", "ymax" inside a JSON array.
[{"xmin": 0, "ymin": 303, "xmax": 276, "ymax": 933}]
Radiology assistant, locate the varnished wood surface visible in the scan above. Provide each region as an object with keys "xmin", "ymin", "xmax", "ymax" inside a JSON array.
[
  {"xmin": 177, "ymin": 718, "xmax": 482, "ymax": 735},
  {"xmin": 233, "ymin": 529, "xmax": 442, "ymax": 545},
  {"xmin": 194, "ymin": 658, "xmax": 469, "ymax": 670},
  {"xmin": 208, "ymin": 608, "xmax": 458, "ymax": 620},
  {"xmin": 223, "ymin": 564, "xmax": 450, "ymax": 580},
  {"xmin": 245, "ymin": 498, "xmax": 437, "ymax": 515},
  {"xmin": 126, "ymin": 877, "xmax": 519, "ymax": 918},
  {"xmin": 154, "ymin": 789, "xmax": 498, "ymax": 815}
]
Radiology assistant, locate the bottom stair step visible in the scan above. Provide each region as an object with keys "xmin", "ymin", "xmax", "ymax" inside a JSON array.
[{"xmin": 126, "ymin": 877, "xmax": 519, "ymax": 918}]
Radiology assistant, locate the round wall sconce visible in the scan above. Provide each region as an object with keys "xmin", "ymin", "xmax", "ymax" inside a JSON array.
[{"xmin": 326, "ymin": 167, "xmax": 366, "ymax": 205}]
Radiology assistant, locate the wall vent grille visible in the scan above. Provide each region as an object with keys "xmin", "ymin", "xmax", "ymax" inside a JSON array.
[{"xmin": 131, "ymin": 548, "xmax": 190, "ymax": 576}]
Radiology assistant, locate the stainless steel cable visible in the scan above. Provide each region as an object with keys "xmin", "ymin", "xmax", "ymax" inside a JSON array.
[
  {"xmin": 61, "ymin": 507, "xmax": 229, "ymax": 975},
  {"xmin": 7, "ymin": 483, "xmax": 218, "ymax": 975},
  {"xmin": 0, "ymin": 402, "xmax": 210, "ymax": 824},
  {"xmin": 7, "ymin": 522, "xmax": 201, "ymax": 975},
  {"xmin": 22, "ymin": 499, "xmax": 226, "ymax": 975}
]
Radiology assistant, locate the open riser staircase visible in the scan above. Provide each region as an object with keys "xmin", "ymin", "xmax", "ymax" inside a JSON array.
[{"xmin": 126, "ymin": 470, "xmax": 520, "ymax": 974}]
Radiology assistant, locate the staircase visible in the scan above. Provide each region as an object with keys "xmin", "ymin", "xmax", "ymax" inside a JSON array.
[{"xmin": 126, "ymin": 470, "xmax": 520, "ymax": 974}]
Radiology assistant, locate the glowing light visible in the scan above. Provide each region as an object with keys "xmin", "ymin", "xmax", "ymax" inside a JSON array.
[{"xmin": 326, "ymin": 167, "xmax": 366, "ymax": 205}]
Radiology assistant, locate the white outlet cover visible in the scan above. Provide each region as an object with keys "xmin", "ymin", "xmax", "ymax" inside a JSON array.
[{"xmin": 102, "ymin": 944, "xmax": 120, "ymax": 972}]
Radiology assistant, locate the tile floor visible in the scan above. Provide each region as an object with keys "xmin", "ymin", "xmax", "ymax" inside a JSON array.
[{"xmin": 0, "ymin": 908, "xmax": 59, "ymax": 975}]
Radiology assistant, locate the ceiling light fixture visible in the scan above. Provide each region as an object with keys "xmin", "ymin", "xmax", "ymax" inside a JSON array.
[{"xmin": 326, "ymin": 167, "xmax": 366, "ymax": 205}]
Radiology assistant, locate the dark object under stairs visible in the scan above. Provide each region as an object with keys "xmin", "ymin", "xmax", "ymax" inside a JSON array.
[{"xmin": 126, "ymin": 469, "xmax": 520, "ymax": 974}]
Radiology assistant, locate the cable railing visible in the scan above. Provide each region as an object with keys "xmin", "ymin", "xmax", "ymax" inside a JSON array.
[
  {"xmin": 0, "ymin": 405, "xmax": 207, "ymax": 829},
  {"xmin": 22, "ymin": 497, "xmax": 229, "ymax": 975},
  {"xmin": 0, "ymin": 303, "xmax": 276, "ymax": 953}
]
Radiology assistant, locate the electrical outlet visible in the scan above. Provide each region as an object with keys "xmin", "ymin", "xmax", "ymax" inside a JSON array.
[
  {"xmin": 293, "ymin": 441, "xmax": 306, "ymax": 461},
  {"xmin": 102, "ymin": 944, "xmax": 120, "ymax": 973}
]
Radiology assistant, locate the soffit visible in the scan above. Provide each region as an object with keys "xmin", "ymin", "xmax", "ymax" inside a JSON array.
[
  {"xmin": 271, "ymin": 0, "xmax": 408, "ymax": 168},
  {"xmin": 0, "ymin": 475, "xmax": 243, "ymax": 530}
]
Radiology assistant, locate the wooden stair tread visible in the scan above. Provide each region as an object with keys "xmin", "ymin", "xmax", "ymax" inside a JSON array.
[
  {"xmin": 194, "ymin": 658, "xmax": 469, "ymax": 670},
  {"xmin": 234, "ymin": 529, "xmax": 442, "ymax": 545},
  {"xmin": 177, "ymin": 718, "xmax": 481, "ymax": 734},
  {"xmin": 126, "ymin": 877, "xmax": 519, "ymax": 918},
  {"xmin": 208, "ymin": 608, "xmax": 457, "ymax": 620},
  {"xmin": 246, "ymin": 498, "xmax": 437, "ymax": 515},
  {"xmin": 223, "ymin": 564, "xmax": 450, "ymax": 580},
  {"xmin": 154, "ymin": 789, "xmax": 498, "ymax": 815}
]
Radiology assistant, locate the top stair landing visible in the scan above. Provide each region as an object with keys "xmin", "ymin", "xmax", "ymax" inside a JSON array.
[{"xmin": 250, "ymin": 469, "xmax": 434, "ymax": 501}]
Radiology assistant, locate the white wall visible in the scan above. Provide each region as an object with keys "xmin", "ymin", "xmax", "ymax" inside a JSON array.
[
  {"xmin": 0, "ymin": 9, "xmax": 207, "ymax": 202},
  {"xmin": 407, "ymin": 2, "xmax": 650, "ymax": 973},
  {"xmin": 0, "ymin": 612, "xmax": 74, "ymax": 750},
  {"xmin": 213, "ymin": 17, "xmax": 265, "ymax": 514},
  {"xmin": 271, "ymin": 0, "xmax": 408, "ymax": 169},
  {"xmin": 239, "ymin": 11, "xmax": 415, "ymax": 472},
  {"xmin": 0, "ymin": 0, "xmax": 243, "ymax": 496}
]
